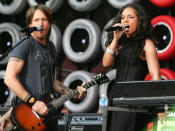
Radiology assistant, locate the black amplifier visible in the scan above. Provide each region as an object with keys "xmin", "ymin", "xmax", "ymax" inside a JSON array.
[{"xmin": 57, "ymin": 113, "xmax": 102, "ymax": 131}]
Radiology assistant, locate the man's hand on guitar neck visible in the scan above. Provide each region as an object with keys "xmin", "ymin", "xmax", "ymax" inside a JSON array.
[
  {"xmin": 75, "ymin": 81, "xmax": 87, "ymax": 100},
  {"xmin": 54, "ymin": 79, "xmax": 87, "ymax": 100}
]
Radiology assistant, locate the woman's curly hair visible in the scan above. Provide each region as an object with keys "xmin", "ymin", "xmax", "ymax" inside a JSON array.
[{"xmin": 106, "ymin": 3, "xmax": 152, "ymax": 48}]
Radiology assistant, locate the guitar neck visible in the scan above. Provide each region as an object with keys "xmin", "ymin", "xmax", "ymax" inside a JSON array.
[{"xmin": 49, "ymin": 80, "xmax": 97, "ymax": 108}]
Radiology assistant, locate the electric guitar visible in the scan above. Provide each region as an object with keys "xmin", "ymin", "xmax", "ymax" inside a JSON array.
[{"xmin": 11, "ymin": 73, "xmax": 109, "ymax": 131}]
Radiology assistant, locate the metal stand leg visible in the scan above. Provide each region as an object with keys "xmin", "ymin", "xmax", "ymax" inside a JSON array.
[
  {"xmin": 102, "ymin": 106, "xmax": 108, "ymax": 131},
  {"xmin": 102, "ymin": 106, "xmax": 150, "ymax": 131}
]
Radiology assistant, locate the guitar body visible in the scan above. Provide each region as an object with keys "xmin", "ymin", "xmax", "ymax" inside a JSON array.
[{"xmin": 11, "ymin": 103, "xmax": 46, "ymax": 131}]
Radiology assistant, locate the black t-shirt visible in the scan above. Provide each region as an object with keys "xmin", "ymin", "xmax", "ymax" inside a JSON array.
[{"xmin": 9, "ymin": 36, "xmax": 56, "ymax": 100}]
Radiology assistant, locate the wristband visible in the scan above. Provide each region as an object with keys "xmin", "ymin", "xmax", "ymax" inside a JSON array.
[
  {"xmin": 106, "ymin": 47, "xmax": 115, "ymax": 56},
  {"xmin": 25, "ymin": 95, "xmax": 36, "ymax": 106}
]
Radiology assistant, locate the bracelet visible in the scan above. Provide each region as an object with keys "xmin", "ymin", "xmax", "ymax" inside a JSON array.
[
  {"xmin": 116, "ymin": 49, "xmax": 119, "ymax": 54},
  {"xmin": 106, "ymin": 47, "xmax": 115, "ymax": 56},
  {"xmin": 24, "ymin": 94, "xmax": 31, "ymax": 102}
]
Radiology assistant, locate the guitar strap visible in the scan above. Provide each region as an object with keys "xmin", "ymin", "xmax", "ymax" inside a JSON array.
[
  {"xmin": 47, "ymin": 41, "xmax": 56, "ymax": 88},
  {"xmin": 11, "ymin": 96, "xmax": 17, "ymax": 107}
]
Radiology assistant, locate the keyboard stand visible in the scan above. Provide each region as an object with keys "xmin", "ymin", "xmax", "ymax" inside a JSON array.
[{"xmin": 102, "ymin": 106, "xmax": 157, "ymax": 131}]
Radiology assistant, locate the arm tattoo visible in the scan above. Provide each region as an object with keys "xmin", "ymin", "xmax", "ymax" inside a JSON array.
[
  {"xmin": 57, "ymin": 81, "xmax": 72, "ymax": 94},
  {"xmin": 9, "ymin": 57, "xmax": 22, "ymax": 62}
]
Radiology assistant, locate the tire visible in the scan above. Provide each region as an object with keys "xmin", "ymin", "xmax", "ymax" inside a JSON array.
[
  {"xmin": 150, "ymin": 0, "xmax": 175, "ymax": 8},
  {"xmin": 144, "ymin": 68, "xmax": 175, "ymax": 80},
  {"xmin": 49, "ymin": 24, "xmax": 62, "ymax": 56},
  {"xmin": 0, "ymin": 23, "xmax": 22, "ymax": 65},
  {"xmin": 151, "ymin": 15, "xmax": 175, "ymax": 60},
  {"xmin": 99, "ymin": 69, "xmax": 116, "ymax": 104},
  {"xmin": 0, "ymin": 0, "xmax": 27, "ymax": 15},
  {"xmin": 68, "ymin": 0, "xmax": 102, "ymax": 12},
  {"xmin": 62, "ymin": 19, "xmax": 101, "ymax": 63},
  {"xmin": 27, "ymin": 0, "xmax": 64, "ymax": 12},
  {"xmin": 101, "ymin": 18, "xmax": 114, "ymax": 51},
  {"xmin": 0, "ymin": 70, "xmax": 15, "ymax": 106},
  {"xmin": 63, "ymin": 70, "xmax": 99, "ymax": 113},
  {"xmin": 107, "ymin": 0, "xmax": 138, "ymax": 9}
]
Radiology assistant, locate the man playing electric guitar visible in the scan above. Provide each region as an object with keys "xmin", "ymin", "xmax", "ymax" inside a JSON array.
[{"xmin": 4, "ymin": 4, "xmax": 86, "ymax": 130}]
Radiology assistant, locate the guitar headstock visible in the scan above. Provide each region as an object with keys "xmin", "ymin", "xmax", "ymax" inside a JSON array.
[{"xmin": 94, "ymin": 73, "xmax": 109, "ymax": 85}]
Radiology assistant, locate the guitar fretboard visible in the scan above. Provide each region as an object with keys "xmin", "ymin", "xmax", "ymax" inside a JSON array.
[{"xmin": 50, "ymin": 80, "xmax": 97, "ymax": 108}]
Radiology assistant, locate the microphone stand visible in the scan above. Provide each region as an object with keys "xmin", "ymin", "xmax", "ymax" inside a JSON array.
[
  {"xmin": 0, "ymin": 32, "xmax": 31, "ymax": 62},
  {"xmin": 0, "ymin": 26, "xmax": 42, "ymax": 62}
]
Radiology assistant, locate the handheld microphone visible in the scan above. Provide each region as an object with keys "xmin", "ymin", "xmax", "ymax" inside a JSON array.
[
  {"xmin": 105, "ymin": 25, "xmax": 129, "ymax": 32},
  {"xmin": 20, "ymin": 26, "xmax": 43, "ymax": 33}
]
